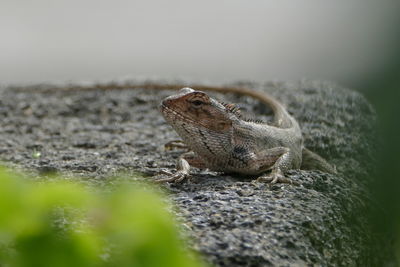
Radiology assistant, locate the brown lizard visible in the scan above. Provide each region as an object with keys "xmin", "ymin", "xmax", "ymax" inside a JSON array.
[{"xmin": 158, "ymin": 86, "xmax": 336, "ymax": 184}]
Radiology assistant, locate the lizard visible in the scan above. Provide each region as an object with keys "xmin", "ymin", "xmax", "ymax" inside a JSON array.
[{"xmin": 157, "ymin": 86, "xmax": 336, "ymax": 184}]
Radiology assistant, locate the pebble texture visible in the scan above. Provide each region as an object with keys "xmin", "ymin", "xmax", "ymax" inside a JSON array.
[{"xmin": 0, "ymin": 81, "xmax": 383, "ymax": 266}]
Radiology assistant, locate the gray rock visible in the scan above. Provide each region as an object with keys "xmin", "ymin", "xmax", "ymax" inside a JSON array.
[{"xmin": 0, "ymin": 81, "xmax": 385, "ymax": 266}]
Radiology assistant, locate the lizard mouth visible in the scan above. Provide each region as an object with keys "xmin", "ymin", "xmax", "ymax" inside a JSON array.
[
  {"xmin": 161, "ymin": 104, "xmax": 232, "ymax": 133},
  {"xmin": 160, "ymin": 104, "xmax": 196, "ymax": 125}
]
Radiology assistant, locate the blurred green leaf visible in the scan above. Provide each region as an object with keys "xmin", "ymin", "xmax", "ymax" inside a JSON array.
[{"xmin": 0, "ymin": 166, "xmax": 206, "ymax": 267}]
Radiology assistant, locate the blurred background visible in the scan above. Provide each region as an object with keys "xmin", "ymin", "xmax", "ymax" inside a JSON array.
[
  {"xmin": 1, "ymin": 0, "xmax": 400, "ymax": 263},
  {"xmin": 1, "ymin": 0, "xmax": 399, "ymax": 92}
]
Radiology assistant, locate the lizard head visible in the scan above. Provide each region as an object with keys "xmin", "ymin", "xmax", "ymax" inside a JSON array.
[{"xmin": 160, "ymin": 87, "xmax": 237, "ymax": 133}]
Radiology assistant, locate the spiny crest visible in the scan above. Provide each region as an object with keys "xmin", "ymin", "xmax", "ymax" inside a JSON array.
[
  {"xmin": 243, "ymin": 118, "xmax": 265, "ymax": 124},
  {"xmin": 221, "ymin": 102, "xmax": 241, "ymax": 117},
  {"xmin": 220, "ymin": 101, "xmax": 265, "ymax": 123}
]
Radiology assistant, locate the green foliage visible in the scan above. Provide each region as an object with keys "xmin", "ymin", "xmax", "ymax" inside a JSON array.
[{"xmin": 0, "ymin": 167, "xmax": 206, "ymax": 267}]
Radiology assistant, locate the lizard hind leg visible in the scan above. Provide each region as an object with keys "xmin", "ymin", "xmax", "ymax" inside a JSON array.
[{"xmin": 253, "ymin": 147, "xmax": 299, "ymax": 185}]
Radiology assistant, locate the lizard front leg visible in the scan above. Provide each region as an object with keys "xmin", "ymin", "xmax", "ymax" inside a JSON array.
[{"xmin": 155, "ymin": 152, "xmax": 206, "ymax": 183}]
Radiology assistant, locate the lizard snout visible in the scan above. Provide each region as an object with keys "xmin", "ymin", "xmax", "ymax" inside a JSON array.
[
  {"xmin": 160, "ymin": 95, "xmax": 179, "ymax": 113},
  {"xmin": 161, "ymin": 97, "xmax": 174, "ymax": 108}
]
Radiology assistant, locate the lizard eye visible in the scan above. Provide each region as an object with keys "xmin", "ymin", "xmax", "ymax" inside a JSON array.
[{"xmin": 191, "ymin": 100, "xmax": 204, "ymax": 107}]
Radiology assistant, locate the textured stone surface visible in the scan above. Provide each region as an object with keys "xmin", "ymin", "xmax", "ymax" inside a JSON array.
[{"xmin": 0, "ymin": 81, "xmax": 382, "ymax": 266}]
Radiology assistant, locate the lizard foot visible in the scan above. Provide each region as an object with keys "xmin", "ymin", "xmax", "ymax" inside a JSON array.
[
  {"xmin": 154, "ymin": 155, "xmax": 192, "ymax": 183},
  {"xmin": 256, "ymin": 170, "xmax": 299, "ymax": 185},
  {"xmin": 154, "ymin": 169, "xmax": 190, "ymax": 183}
]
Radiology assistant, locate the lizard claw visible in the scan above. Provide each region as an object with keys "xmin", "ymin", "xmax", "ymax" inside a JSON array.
[
  {"xmin": 154, "ymin": 169, "xmax": 190, "ymax": 183},
  {"xmin": 154, "ymin": 157, "xmax": 192, "ymax": 183},
  {"xmin": 158, "ymin": 169, "xmax": 173, "ymax": 176},
  {"xmin": 256, "ymin": 170, "xmax": 299, "ymax": 185}
]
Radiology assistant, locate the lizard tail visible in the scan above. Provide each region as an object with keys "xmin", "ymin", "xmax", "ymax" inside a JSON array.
[{"xmin": 301, "ymin": 147, "xmax": 337, "ymax": 174}]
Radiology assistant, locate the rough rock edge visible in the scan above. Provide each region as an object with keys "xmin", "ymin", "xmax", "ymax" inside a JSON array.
[{"xmin": 0, "ymin": 80, "xmax": 389, "ymax": 266}]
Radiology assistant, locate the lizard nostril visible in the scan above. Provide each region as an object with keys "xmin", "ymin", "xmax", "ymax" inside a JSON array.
[{"xmin": 162, "ymin": 98, "xmax": 172, "ymax": 107}]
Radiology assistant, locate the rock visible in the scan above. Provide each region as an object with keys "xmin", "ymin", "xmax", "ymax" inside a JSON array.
[{"xmin": 0, "ymin": 81, "xmax": 386, "ymax": 266}]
